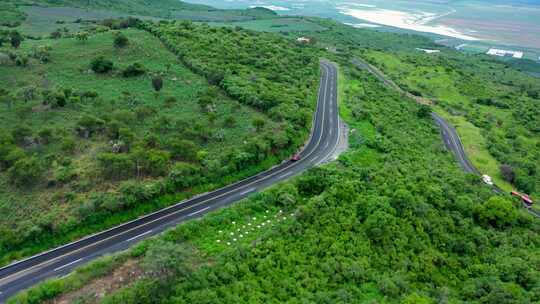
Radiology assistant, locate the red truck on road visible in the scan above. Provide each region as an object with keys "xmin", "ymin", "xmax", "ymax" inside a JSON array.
[{"xmin": 511, "ymin": 191, "xmax": 533, "ymax": 206}]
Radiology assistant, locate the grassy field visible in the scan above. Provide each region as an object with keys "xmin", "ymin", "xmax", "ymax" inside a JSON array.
[
  {"xmin": 0, "ymin": 27, "xmax": 283, "ymax": 263},
  {"xmin": 15, "ymin": 6, "xmax": 131, "ymax": 37},
  {"xmin": 1, "ymin": 0, "xmax": 278, "ymax": 37}
]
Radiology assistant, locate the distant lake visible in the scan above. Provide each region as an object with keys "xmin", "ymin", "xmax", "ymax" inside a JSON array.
[{"xmin": 185, "ymin": 0, "xmax": 540, "ymax": 49}]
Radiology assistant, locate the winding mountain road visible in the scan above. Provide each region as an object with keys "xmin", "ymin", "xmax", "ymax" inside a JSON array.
[
  {"xmin": 351, "ymin": 57, "xmax": 481, "ymax": 174},
  {"xmin": 350, "ymin": 57, "xmax": 540, "ymax": 216},
  {"xmin": 0, "ymin": 61, "xmax": 342, "ymax": 302}
]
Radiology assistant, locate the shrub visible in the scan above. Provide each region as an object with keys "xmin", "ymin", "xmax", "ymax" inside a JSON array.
[
  {"xmin": 133, "ymin": 149, "xmax": 171, "ymax": 177},
  {"xmin": 37, "ymin": 128, "xmax": 53, "ymax": 144},
  {"xmin": 31, "ymin": 45, "xmax": 51, "ymax": 63},
  {"xmin": 10, "ymin": 31, "xmax": 22, "ymax": 48},
  {"xmin": 224, "ymin": 116, "xmax": 236, "ymax": 127},
  {"xmin": 121, "ymin": 63, "xmax": 145, "ymax": 77},
  {"xmin": 168, "ymin": 162, "xmax": 201, "ymax": 188},
  {"xmin": 152, "ymin": 75, "xmax": 163, "ymax": 93},
  {"xmin": 417, "ymin": 104, "xmax": 431, "ymax": 118},
  {"xmin": 500, "ymin": 164, "xmax": 515, "ymax": 183},
  {"xmin": 168, "ymin": 139, "xmax": 198, "ymax": 161},
  {"xmin": 81, "ymin": 90, "xmax": 98, "ymax": 99},
  {"xmin": 113, "ymin": 33, "xmax": 129, "ymax": 48},
  {"xmin": 164, "ymin": 96, "xmax": 176, "ymax": 107},
  {"xmin": 90, "ymin": 56, "xmax": 113, "ymax": 74},
  {"xmin": 8, "ymin": 156, "xmax": 43, "ymax": 186},
  {"xmin": 60, "ymin": 136, "xmax": 76, "ymax": 153},
  {"xmin": 142, "ymin": 240, "xmax": 195, "ymax": 279},
  {"xmin": 76, "ymin": 115, "xmax": 105, "ymax": 137},
  {"xmin": 15, "ymin": 55, "xmax": 29, "ymax": 67},
  {"xmin": 97, "ymin": 153, "xmax": 135, "ymax": 179},
  {"xmin": 21, "ymin": 86, "xmax": 37, "ymax": 101},
  {"xmin": 11, "ymin": 125, "xmax": 32, "ymax": 145},
  {"xmin": 50, "ymin": 29, "xmax": 62, "ymax": 39},
  {"xmin": 75, "ymin": 31, "xmax": 88, "ymax": 42}
]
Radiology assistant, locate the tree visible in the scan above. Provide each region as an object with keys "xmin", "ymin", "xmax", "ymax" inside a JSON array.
[
  {"xmin": 10, "ymin": 31, "xmax": 22, "ymax": 48},
  {"xmin": 500, "ymin": 164, "xmax": 515, "ymax": 183},
  {"xmin": 97, "ymin": 152, "xmax": 135, "ymax": 179},
  {"xmin": 475, "ymin": 196, "xmax": 518, "ymax": 228},
  {"xmin": 168, "ymin": 162, "xmax": 201, "ymax": 188},
  {"xmin": 90, "ymin": 56, "xmax": 113, "ymax": 74},
  {"xmin": 168, "ymin": 139, "xmax": 198, "ymax": 161},
  {"xmin": 113, "ymin": 32, "xmax": 129, "ymax": 48},
  {"xmin": 417, "ymin": 104, "xmax": 431, "ymax": 118},
  {"xmin": 121, "ymin": 62, "xmax": 145, "ymax": 77},
  {"xmin": 142, "ymin": 240, "xmax": 194, "ymax": 279},
  {"xmin": 152, "ymin": 75, "xmax": 163, "ymax": 95},
  {"xmin": 132, "ymin": 149, "xmax": 171, "ymax": 177}
]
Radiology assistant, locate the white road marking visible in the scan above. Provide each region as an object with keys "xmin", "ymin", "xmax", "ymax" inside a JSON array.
[
  {"xmin": 0, "ymin": 64, "xmax": 338, "ymax": 288},
  {"xmin": 54, "ymin": 258, "xmax": 83, "ymax": 272},
  {"xmin": 279, "ymin": 171, "xmax": 293, "ymax": 179},
  {"xmin": 239, "ymin": 188, "xmax": 256, "ymax": 196},
  {"xmin": 324, "ymin": 141, "xmax": 329, "ymax": 149},
  {"xmin": 126, "ymin": 230, "xmax": 153, "ymax": 242},
  {"xmin": 189, "ymin": 206, "xmax": 210, "ymax": 216}
]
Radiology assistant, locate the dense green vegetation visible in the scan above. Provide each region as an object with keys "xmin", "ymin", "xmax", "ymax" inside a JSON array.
[
  {"xmin": 3, "ymin": 3, "xmax": 540, "ymax": 303},
  {"xmin": 0, "ymin": 18, "xmax": 318, "ymax": 265},
  {"xmin": 142, "ymin": 20, "xmax": 319, "ymax": 121},
  {"xmin": 360, "ymin": 48, "xmax": 540, "ymax": 199},
  {"xmin": 12, "ymin": 62, "xmax": 539, "ymax": 304}
]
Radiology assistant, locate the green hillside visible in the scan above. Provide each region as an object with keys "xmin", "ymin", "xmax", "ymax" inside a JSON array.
[
  {"xmin": 0, "ymin": 0, "xmax": 277, "ymax": 37},
  {"xmin": 12, "ymin": 59, "xmax": 539, "ymax": 304},
  {"xmin": 2, "ymin": 3, "xmax": 540, "ymax": 304},
  {"xmin": 0, "ymin": 19, "xmax": 317, "ymax": 265}
]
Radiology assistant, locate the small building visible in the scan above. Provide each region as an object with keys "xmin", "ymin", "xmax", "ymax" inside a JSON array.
[
  {"xmin": 296, "ymin": 37, "xmax": 311, "ymax": 43},
  {"xmin": 486, "ymin": 48, "xmax": 523, "ymax": 59},
  {"xmin": 415, "ymin": 48, "xmax": 440, "ymax": 54}
]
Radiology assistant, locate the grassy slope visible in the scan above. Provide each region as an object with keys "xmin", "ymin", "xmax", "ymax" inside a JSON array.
[{"xmin": 0, "ymin": 28, "xmax": 281, "ymax": 263}]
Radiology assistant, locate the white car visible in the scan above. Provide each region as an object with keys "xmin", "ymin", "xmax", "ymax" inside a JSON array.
[{"xmin": 482, "ymin": 174, "xmax": 493, "ymax": 186}]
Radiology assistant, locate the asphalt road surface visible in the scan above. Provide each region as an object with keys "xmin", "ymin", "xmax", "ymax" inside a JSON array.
[
  {"xmin": 431, "ymin": 113, "xmax": 479, "ymax": 174},
  {"xmin": 0, "ymin": 61, "xmax": 341, "ymax": 302},
  {"xmin": 350, "ymin": 57, "xmax": 516, "ymax": 197}
]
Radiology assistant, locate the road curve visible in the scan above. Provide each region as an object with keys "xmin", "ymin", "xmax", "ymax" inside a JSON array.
[
  {"xmin": 431, "ymin": 113, "xmax": 478, "ymax": 174},
  {"xmin": 350, "ymin": 57, "xmax": 533, "ymax": 201},
  {"xmin": 0, "ymin": 61, "xmax": 341, "ymax": 302},
  {"xmin": 350, "ymin": 58, "xmax": 479, "ymax": 174}
]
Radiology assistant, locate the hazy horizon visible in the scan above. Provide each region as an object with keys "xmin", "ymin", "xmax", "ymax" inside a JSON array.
[{"xmin": 186, "ymin": 0, "xmax": 540, "ymax": 50}]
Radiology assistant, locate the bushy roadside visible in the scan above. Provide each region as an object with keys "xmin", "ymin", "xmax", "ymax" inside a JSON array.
[{"xmin": 11, "ymin": 65, "xmax": 539, "ymax": 304}]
